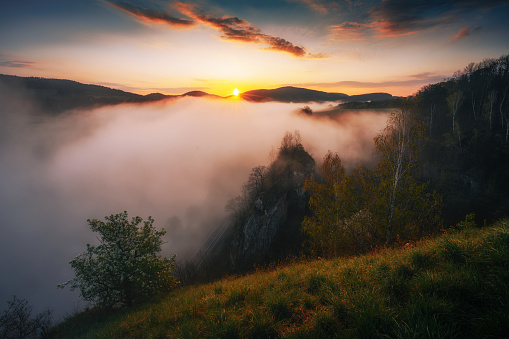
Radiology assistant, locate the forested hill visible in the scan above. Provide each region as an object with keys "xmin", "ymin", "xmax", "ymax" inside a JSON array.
[
  {"xmin": 411, "ymin": 54, "xmax": 509, "ymax": 224},
  {"xmin": 240, "ymin": 86, "xmax": 396, "ymax": 103},
  {"xmin": 0, "ymin": 75, "xmax": 398, "ymax": 116},
  {"xmin": 0, "ymin": 74, "xmax": 174, "ymax": 114}
]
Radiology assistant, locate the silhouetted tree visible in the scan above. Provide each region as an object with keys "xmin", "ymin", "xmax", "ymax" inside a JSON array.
[{"xmin": 0, "ymin": 296, "xmax": 52, "ymax": 339}]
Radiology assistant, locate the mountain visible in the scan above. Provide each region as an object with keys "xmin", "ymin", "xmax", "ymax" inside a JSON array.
[
  {"xmin": 182, "ymin": 90, "xmax": 224, "ymax": 99},
  {"xmin": 0, "ymin": 74, "xmax": 175, "ymax": 114},
  {"xmin": 0, "ymin": 74, "xmax": 399, "ymax": 115},
  {"xmin": 241, "ymin": 86, "xmax": 396, "ymax": 103},
  {"xmin": 241, "ymin": 86, "xmax": 348, "ymax": 103}
]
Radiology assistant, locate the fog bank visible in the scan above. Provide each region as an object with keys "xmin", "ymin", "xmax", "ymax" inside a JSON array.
[{"xmin": 0, "ymin": 88, "xmax": 389, "ymax": 318}]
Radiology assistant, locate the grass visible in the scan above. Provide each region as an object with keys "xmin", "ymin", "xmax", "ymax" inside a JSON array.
[{"xmin": 50, "ymin": 219, "xmax": 509, "ymax": 338}]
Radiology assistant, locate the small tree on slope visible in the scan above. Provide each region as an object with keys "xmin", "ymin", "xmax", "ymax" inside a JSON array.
[{"xmin": 59, "ymin": 211, "xmax": 178, "ymax": 307}]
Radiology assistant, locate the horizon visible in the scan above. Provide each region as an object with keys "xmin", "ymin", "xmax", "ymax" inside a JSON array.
[
  {"xmin": 1, "ymin": 1, "xmax": 509, "ymax": 97},
  {"xmin": 0, "ymin": 73, "xmax": 403, "ymax": 98},
  {"xmin": 1, "ymin": 0, "xmax": 509, "ymax": 323}
]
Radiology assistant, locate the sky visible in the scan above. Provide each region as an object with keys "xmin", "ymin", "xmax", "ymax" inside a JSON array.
[{"xmin": 1, "ymin": 0, "xmax": 509, "ymax": 97}]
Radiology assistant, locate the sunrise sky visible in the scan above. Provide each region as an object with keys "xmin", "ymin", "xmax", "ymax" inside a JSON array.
[{"xmin": 1, "ymin": 0, "xmax": 508, "ymax": 97}]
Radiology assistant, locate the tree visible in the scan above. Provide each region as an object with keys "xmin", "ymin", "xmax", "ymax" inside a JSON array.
[
  {"xmin": 59, "ymin": 212, "xmax": 178, "ymax": 307},
  {"xmin": 373, "ymin": 103, "xmax": 442, "ymax": 246},
  {"xmin": 0, "ymin": 296, "xmax": 52, "ymax": 339},
  {"xmin": 447, "ymin": 90, "xmax": 464, "ymax": 145},
  {"xmin": 303, "ymin": 151, "xmax": 347, "ymax": 256}
]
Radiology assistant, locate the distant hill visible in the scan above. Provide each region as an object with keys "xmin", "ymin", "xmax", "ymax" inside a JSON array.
[
  {"xmin": 0, "ymin": 74, "xmax": 176, "ymax": 114},
  {"xmin": 182, "ymin": 90, "xmax": 224, "ymax": 99},
  {"xmin": 241, "ymin": 86, "xmax": 396, "ymax": 103},
  {"xmin": 0, "ymin": 74, "xmax": 399, "ymax": 115}
]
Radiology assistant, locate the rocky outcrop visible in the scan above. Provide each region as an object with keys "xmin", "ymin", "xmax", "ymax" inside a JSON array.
[
  {"xmin": 229, "ymin": 145, "xmax": 315, "ymax": 270},
  {"xmin": 241, "ymin": 196, "xmax": 287, "ymax": 257}
]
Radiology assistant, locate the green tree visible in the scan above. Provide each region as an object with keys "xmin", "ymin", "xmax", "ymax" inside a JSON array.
[
  {"xmin": 302, "ymin": 151, "xmax": 348, "ymax": 256},
  {"xmin": 373, "ymin": 104, "xmax": 442, "ymax": 246},
  {"xmin": 60, "ymin": 212, "xmax": 178, "ymax": 307}
]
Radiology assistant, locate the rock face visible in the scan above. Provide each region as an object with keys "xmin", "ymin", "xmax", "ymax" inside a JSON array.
[
  {"xmin": 230, "ymin": 189, "xmax": 309, "ymax": 270},
  {"xmin": 229, "ymin": 142, "xmax": 315, "ymax": 270},
  {"xmin": 240, "ymin": 196, "xmax": 287, "ymax": 259}
]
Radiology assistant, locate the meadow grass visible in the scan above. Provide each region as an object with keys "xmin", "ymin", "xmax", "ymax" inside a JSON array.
[{"xmin": 50, "ymin": 219, "xmax": 509, "ymax": 338}]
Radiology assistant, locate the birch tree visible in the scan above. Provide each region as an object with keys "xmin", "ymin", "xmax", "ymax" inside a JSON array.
[{"xmin": 373, "ymin": 103, "xmax": 441, "ymax": 245}]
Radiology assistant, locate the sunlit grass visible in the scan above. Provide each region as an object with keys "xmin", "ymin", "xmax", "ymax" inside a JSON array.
[{"xmin": 50, "ymin": 219, "xmax": 509, "ymax": 338}]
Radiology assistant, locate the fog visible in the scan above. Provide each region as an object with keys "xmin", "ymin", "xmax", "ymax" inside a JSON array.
[{"xmin": 0, "ymin": 85, "xmax": 390, "ymax": 319}]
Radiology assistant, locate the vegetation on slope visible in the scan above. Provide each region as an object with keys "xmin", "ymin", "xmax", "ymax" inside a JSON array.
[{"xmin": 50, "ymin": 219, "xmax": 509, "ymax": 338}]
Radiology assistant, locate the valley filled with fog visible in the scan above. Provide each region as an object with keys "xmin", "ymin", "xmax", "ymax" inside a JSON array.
[{"xmin": 0, "ymin": 88, "xmax": 390, "ymax": 318}]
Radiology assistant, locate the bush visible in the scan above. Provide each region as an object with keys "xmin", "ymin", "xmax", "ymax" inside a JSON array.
[{"xmin": 59, "ymin": 211, "xmax": 178, "ymax": 307}]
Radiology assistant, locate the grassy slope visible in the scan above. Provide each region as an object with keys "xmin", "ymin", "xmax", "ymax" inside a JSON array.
[{"xmin": 51, "ymin": 219, "xmax": 509, "ymax": 338}]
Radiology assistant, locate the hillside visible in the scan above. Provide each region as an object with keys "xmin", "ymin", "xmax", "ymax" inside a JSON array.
[
  {"xmin": 50, "ymin": 219, "xmax": 509, "ymax": 338},
  {"xmin": 0, "ymin": 74, "xmax": 174, "ymax": 115},
  {"xmin": 0, "ymin": 75, "xmax": 398, "ymax": 116},
  {"xmin": 241, "ymin": 86, "xmax": 396, "ymax": 103}
]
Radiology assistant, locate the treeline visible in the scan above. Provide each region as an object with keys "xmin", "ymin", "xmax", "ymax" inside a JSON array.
[
  {"xmin": 417, "ymin": 55, "xmax": 509, "ymax": 142},
  {"xmin": 303, "ymin": 103, "xmax": 442, "ymax": 257},
  {"xmin": 176, "ymin": 54, "xmax": 509, "ymax": 281},
  {"xmin": 412, "ymin": 54, "xmax": 509, "ymax": 224}
]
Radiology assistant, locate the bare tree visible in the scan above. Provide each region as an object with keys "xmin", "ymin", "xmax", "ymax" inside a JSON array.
[{"xmin": 0, "ymin": 296, "xmax": 52, "ymax": 339}]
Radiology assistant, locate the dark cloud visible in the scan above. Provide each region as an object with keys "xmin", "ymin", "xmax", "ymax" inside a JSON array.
[
  {"xmin": 175, "ymin": 2, "xmax": 320, "ymax": 58},
  {"xmin": 330, "ymin": 0, "xmax": 508, "ymax": 39},
  {"xmin": 0, "ymin": 54, "xmax": 36, "ymax": 68},
  {"xmin": 107, "ymin": 1, "xmax": 322, "ymax": 57},
  {"xmin": 373, "ymin": 0, "xmax": 508, "ymax": 36},
  {"xmin": 107, "ymin": 1, "xmax": 195, "ymax": 27}
]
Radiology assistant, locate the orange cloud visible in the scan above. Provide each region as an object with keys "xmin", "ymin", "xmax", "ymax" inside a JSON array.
[
  {"xmin": 176, "ymin": 2, "xmax": 319, "ymax": 58},
  {"xmin": 107, "ymin": 1, "xmax": 195, "ymax": 28},
  {"xmin": 330, "ymin": 21, "xmax": 370, "ymax": 41},
  {"xmin": 453, "ymin": 26, "xmax": 481, "ymax": 40},
  {"xmin": 330, "ymin": 18, "xmax": 428, "ymax": 41},
  {"xmin": 0, "ymin": 54, "xmax": 37, "ymax": 68}
]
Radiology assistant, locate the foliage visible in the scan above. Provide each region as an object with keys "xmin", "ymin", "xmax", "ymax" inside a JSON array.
[
  {"xmin": 413, "ymin": 54, "xmax": 509, "ymax": 224},
  {"xmin": 372, "ymin": 102, "xmax": 442, "ymax": 245},
  {"xmin": 50, "ymin": 219, "xmax": 509, "ymax": 338},
  {"xmin": 59, "ymin": 212, "xmax": 178, "ymax": 307},
  {"xmin": 303, "ymin": 151, "xmax": 354, "ymax": 256},
  {"xmin": 0, "ymin": 296, "xmax": 52, "ymax": 339},
  {"xmin": 455, "ymin": 213, "xmax": 477, "ymax": 230},
  {"xmin": 304, "ymin": 103, "xmax": 442, "ymax": 255}
]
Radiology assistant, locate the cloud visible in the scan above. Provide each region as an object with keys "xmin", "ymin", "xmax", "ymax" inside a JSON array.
[
  {"xmin": 0, "ymin": 54, "xmax": 36, "ymax": 68},
  {"xmin": 107, "ymin": 1, "xmax": 195, "ymax": 27},
  {"xmin": 291, "ymin": 0, "xmax": 353, "ymax": 15},
  {"xmin": 107, "ymin": 1, "xmax": 323, "ymax": 57},
  {"xmin": 0, "ymin": 83, "xmax": 388, "ymax": 318},
  {"xmin": 452, "ymin": 25, "xmax": 481, "ymax": 40},
  {"xmin": 292, "ymin": 0, "xmax": 331, "ymax": 14},
  {"xmin": 329, "ymin": 21, "xmax": 373, "ymax": 41},
  {"xmin": 175, "ymin": 2, "xmax": 322, "ymax": 58},
  {"xmin": 290, "ymin": 72, "xmax": 446, "ymax": 91},
  {"xmin": 330, "ymin": 0, "xmax": 507, "ymax": 40}
]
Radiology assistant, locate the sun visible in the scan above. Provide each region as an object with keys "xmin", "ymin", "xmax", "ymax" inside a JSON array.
[{"xmin": 233, "ymin": 88, "xmax": 240, "ymax": 96}]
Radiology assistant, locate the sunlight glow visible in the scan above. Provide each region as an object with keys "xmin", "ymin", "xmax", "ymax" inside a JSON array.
[{"xmin": 233, "ymin": 88, "xmax": 240, "ymax": 96}]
